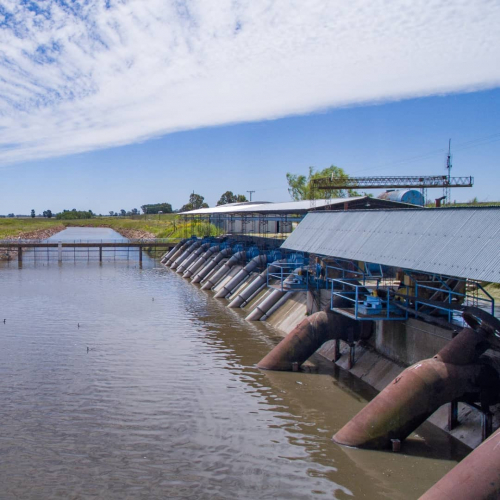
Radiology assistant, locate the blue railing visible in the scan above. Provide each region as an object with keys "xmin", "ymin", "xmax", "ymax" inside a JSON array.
[
  {"xmin": 414, "ymin": 281, "xmax": 495, "ymax": 324},
  {"xmin": 329, "ymin": 278, "xmax": 407, "ymax": 321}
]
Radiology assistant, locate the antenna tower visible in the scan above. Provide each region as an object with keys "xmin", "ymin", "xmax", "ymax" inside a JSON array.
[{"xmin": 444, "ymin": 139, "xmax": 452, "ymax": 204}]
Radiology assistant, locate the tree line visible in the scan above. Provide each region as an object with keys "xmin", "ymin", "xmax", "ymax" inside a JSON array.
[{"xmin": 23, "ymin": 168, "xmax": 354, "ymax": 220}]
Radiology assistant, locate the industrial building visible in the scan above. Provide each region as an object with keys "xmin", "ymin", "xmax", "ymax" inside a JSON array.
[
  {"xmin": 164, "ymin": 204, "xmax": 500, "ymax": 500},
  {"xmin": 178, "ymin": 196, "xmax": 417, "ymax": 239}
]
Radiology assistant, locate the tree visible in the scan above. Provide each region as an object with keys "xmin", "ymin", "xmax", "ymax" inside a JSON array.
[
  {"xmin": 31, "ymin": 209, "xmax": 35, "ymax": 218},
  {"xmin": 120, "ymin": 209, "xmax": 126, "ymax": 216},
  {"xmin": 109, "ymin": 211, "xmax": 115, "ymax": 216},
  {"xmin": 140, "ymin": 203, "xmax": 173, "ymax": 214},
  {"xmin": 42, "ymin": 210, "xmax": 53, "ymax": 218},
  {"xmin": 216, "ymin": 191, "xmax": 248, "ymax": 206},
  {"xmin": 180, "ymin": 193, "xmax": 209, "ymax": 212},
  {"xmin": 55, "ymin": 210, "xmax": 93, "ymax": 220},
  {"xmin": 286, "ymin": 165, "xmax": 359, "ymax": 201}
]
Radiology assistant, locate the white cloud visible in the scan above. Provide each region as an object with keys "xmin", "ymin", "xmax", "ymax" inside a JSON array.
[{"xmin": 0, "ymin": 0, "xmax": 499, "ymax": 164}]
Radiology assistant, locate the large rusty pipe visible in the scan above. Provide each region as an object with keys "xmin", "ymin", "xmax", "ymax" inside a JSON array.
[
  {"xmin": 164, "ymin": 239, "xmax": 194, "ymax": 267},
  {"xmin": 246, "ymin": 289, "xmax": 286, "ymax": 321},
  {"xmin": 214, "ymin": 255, "xmax": 267, "ymax": 299},
  {"xmin": 176, "ymin": 243, "xmax": 210, "ymax": 274},
  {"xmin": 333, "ymin": 326, "xmax": 493, "ymax": 450},
  {"xmin": 191, "ymin": 248, "xmax": 232, "ymax": 283},
  {"xmin": 200, "ymin": 251, "xmax": 247, "ymax": 290},
  {"xmin": 161, "ymin": 238, "xmax": 186, "ymax": 264},
  {"xmin": 171, "ymin": 241, "xmax": 202, "ymax": 270},
  {"xmin": 419, "ymin": 427, "xmax": 500, "ymax": 500},
  {"xmin": 183, "ymin": 245, "xmax": 220, "ymax": 279},
  {"xmin": 257, "ymin": 310, "xmax": 358, "ymax": 370}
]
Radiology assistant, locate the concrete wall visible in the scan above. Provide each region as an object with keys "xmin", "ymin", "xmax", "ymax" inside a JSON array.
[{"xmin": 373, "ymin": 318, "xmax": 455, "ymax": 366}]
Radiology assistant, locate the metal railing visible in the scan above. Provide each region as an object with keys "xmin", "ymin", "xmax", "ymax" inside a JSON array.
[
  {"xmin": 414, "ymin": 281, "xmax": 495, "ymax": 324},
  {"xmin": 267, "ymin": 262, "xmax": 312, "ymax": 292},
  {"xmin": 330, "ymin": 278, "xmax": 407, "ymax": 321}
]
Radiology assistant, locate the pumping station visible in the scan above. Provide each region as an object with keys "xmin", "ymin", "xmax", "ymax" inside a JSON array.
[{"xmin": 162, "ymin": 194, "xmax": 500, "ymax": 499}]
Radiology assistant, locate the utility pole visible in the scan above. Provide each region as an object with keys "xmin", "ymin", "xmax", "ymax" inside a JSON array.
[
  {"xmin": 444, "ymin": 139, "xmax": 452, "ymax": 204},
  {"xmin": 246, "ymin": 190, "xmax": 255, "ymax": 201}
]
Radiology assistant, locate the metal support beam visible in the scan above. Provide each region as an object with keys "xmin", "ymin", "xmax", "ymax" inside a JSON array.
[
  {"xmin": 312, "ymin": 175, "xmax": 474, "ymax": 191},
  {"xmin": 449, "ymin": 400, "xmax": 459, "ymax": 430},
  {"xmin": 482, "ymin": 411, "xmax": 493, "ymax": 441}
]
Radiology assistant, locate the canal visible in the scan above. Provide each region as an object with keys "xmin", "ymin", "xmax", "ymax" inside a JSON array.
[{"xmin": 0, "ymin": 228, "xmax": 467, "ymax": 499}]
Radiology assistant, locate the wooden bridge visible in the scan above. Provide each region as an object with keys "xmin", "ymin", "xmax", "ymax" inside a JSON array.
[{"xmin": 0, "ymin": 239, "xmax": 177, "ymax": 263}]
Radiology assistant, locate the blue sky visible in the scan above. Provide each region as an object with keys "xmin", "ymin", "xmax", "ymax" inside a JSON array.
[{"xmin": 1, "ymin": 1, "xmax": 499, "ymax": 214}]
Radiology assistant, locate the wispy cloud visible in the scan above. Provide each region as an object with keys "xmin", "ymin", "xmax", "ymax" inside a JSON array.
[{"xmin": 1, "ymin": 0, "xmax": 499, "ymax": 164}]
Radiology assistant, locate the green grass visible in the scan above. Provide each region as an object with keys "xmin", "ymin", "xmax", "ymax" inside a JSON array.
[
  {"xmin": 0, "ymin": 218, "xmax": 64, "ymax": 239},
  {"xmin": 61, "ymin": 216, "xmax": 179, "ymax": 238},
  {"xmin": 0, "ymin": 215, "xmax": 223, "ymax": 240}
]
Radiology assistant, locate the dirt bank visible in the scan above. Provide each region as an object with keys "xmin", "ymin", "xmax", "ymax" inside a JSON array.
[
  {"xmin": 0, "ymin": 225, "xmax": 65, "ymax": 260},
  {"xmin": 110, "ymin": 228, "xmax": 155, "ymax": 240}
]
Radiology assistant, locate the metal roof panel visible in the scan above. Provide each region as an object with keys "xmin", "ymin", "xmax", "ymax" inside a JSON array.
[{"xmin": 281, "ymin": 208, "xmax": 500, "ymax": 282}]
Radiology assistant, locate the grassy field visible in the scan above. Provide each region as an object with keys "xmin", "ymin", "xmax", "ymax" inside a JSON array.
[
  {"xmin": 0, "ymin": 218, "xmax": 64, "ymax": 239},
  {"xmin": 0, "ymin": 216, "xmax": 223, "ymax": 240}
]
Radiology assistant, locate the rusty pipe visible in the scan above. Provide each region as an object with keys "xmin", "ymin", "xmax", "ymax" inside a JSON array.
[
  {"xmin": 200, "ymin": 251, "xmax": 247, "ymax": 290},
  {"xmin": 257, "ymin": 309, "xmax": 360, "ymax": 370},
  {"xmin": 332, "ymin": 326, "xmax": 493, "ymax": 450},
  {"xmin": 419, "ymin": 427, "xmax": 500, "ymax": 500},
  {"xmin": 176, "ymin": 243, "xmax": 211, "ymax": 274},
  {"xmin": 191, "ymin": 248, "xmax": 232, "ymax": 283},
  {"xmin": 171, "ymin": 241, "xmax": 202, "ymax": 270},
  {"xmin": 183, "ymin": 245, "xmax": 220, "ymax": 279},
  {"xmin": 214, "ymin": 255, "xmax": 267, "ymax": 299}
]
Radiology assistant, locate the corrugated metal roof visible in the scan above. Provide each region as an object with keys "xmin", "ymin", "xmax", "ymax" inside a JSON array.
[
  {"xmin": 281, "ymin": 208, "xmax": 500, "ymax": 282},
  {"xmin": 180, "ymin": 197, "xmax": 368, "ymax": 215},
  {"xmin": 179, "ymin": 202, "xmax": 270, "ymax": 215}
]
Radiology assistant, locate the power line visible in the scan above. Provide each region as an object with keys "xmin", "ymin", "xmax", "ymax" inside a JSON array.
[{"xmin": 349, "ymin": 131, "xmax": 500, "ymax": 176}]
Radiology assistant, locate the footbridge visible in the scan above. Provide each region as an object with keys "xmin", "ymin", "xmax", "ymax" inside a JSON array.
[{"xmin": 0, "ymin": 239, "xmax": 177, "ymax": 263}]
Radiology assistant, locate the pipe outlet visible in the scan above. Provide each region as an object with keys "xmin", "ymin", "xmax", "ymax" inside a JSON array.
[
  {"xmin": 246, "ymin": 289, "xmax": 285, "ymax": 321},
  {"xmin": 183, "ymin": 245, "xmax": 220, "ymax": 279},
  {"xmin": 191, "ymin": 248, "xmax": 232, "ymax": 283},
  {"xmin": 171, "ymin": 241, "xmax": 202, "ymax": 270},
  {"xmin": 176, "ymin": 243, "xmax": 210, "ymax": 274},
  {"xmin": 200, "ymin": 251, "xmax": 246, "ymax": 291},
  {"xmin": 214, "ymin": 255, "xmax": 267, "ymax": 299}
]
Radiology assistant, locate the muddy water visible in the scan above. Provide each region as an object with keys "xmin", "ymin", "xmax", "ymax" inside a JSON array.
[{"xmin": 0, "ymin": 228, "xmax": 467, "ymax": 499}]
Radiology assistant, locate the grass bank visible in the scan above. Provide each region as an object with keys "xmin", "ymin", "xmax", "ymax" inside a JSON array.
[
  {"xmin": 0, "ymin": 216, "xmax": 223, "ymax": 240},
  {"xmin": 0, "ymin": 218, "xmax": 64, "ymax": 239}
]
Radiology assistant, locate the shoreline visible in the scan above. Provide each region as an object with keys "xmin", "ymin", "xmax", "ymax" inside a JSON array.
[
  {"xmin": 0, "ymin": 225, "xmax": 158, "ymax": 261},
  {"xmin": 0, "ymin": 225, "xmax": 65, "ymax": 260}
]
